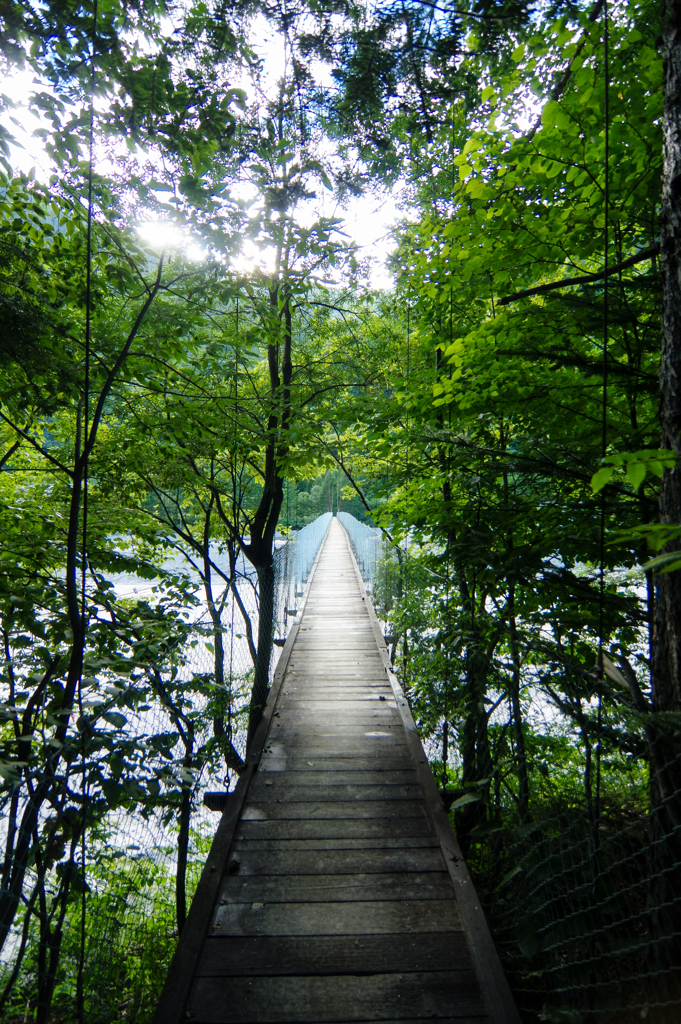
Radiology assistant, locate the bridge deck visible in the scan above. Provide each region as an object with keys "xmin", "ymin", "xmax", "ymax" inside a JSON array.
[{"xmin": 155, "ymin": 519, "xmax": 519, "ymax": 1024}]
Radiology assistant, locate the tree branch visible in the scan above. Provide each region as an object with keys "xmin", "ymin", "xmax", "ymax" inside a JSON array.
[{"xmin": 497, "ymin": 244, "xmax": 659, "ymax": 307}]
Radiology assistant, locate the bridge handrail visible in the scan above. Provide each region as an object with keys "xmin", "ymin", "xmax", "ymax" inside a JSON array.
[{"xmin": 337, "ymin": 511, "xmax": 383, "ymax": 589}]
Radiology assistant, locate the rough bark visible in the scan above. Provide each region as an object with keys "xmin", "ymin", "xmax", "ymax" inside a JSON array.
[
  {"xmin": 202, "ymin": 515, "xmax": 245, "ymax": 775},
  {"xmin": 175, "ymin": 775, "xmax": 192, "ymax": 935},
  {"xmin": 650, "ymin": 2, "xmax": 681, "ymax": 1000},
  {"xmin": 655, "ymin": 0, "xmax": 681, "ymax": 744},
  {"xmin": 242, "ymin": 290, "xmax": 292, "ymax": 746},
  {"xmin": 247, "ymin": 563, "xmax": 275, "ymax": 748}
]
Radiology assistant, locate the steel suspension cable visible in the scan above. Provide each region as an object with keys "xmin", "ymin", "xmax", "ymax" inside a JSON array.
[
  {"xmin": 77, "ymin": 3, "xmax": 98, "ymax": 1017},
  {"xmin": 596, "ymin": 0, "xmax": 610, "ymax": 833}
]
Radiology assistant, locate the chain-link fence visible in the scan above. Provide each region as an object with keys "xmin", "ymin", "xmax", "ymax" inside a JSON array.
[
  {"xmin": 0, "ymin": 514, "xmax": 332, "ymax": 1024},
  {"xmin": 487, "ymin": 762, "xmax": 681, "ymax": 1024}
]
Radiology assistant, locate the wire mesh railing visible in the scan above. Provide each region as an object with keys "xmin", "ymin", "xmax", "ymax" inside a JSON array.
[
  {"xmin": 0, "ymin": 514, "xmax": 332, "ymax": 1024},
  {"xmin": 272, "ymin": 513, "xmax": 332, "ymax": 641},
  {"xmin": 337, "ymin": 512, "xmax": 383, "ymax": 591},
  {"xmin": 486, "ymin": 760, "xmax": 681, "ymax": 1023}
]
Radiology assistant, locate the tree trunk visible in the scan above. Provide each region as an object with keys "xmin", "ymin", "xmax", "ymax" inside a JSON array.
[
  {"xmin": 508, "ymin": 585, "xmax": 531, "ymax": 825},
  {"xmin": 202, "ymin": 523, "xmax": 245, "ymax": 775},
  {"xmin": 441, "ymin": 717, "xmax": 448, "ymax": 786},
  {"xmin": 240, "ymin": 290, "xmax": 292, "ymax": 747},
  {"xmin": 457, "ymin": 630, "xmax": 489, "ymax": 858},
  {"xmin": 655, "ymin": 0, "xmax": 681, "ymax": 769},
  {"xmin": 247, "ymin": 563, "xmax": 275, "ymax": 746},
  {"xmin": 176, "ymin": 770, "xmax": 192, "ymax": 935},
  {"xmin": 649, "ymin": 2, "xmax": 681, "ymax": 998}
]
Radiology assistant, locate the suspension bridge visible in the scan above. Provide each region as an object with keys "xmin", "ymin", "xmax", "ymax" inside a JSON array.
[{"xmin": 153, "ymin": 518, "xmax": 520, "ymax": 1024}]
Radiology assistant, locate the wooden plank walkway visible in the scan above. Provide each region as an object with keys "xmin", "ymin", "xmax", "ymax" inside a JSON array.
[{"xmin": 154, "ymin": 519, "xmax": 520, "ymax": 1024}]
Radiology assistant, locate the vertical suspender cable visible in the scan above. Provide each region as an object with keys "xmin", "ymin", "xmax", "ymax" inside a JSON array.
[
  {"xmin": 228, "ymin": 297, "xmax": 239, "ymax": 762},
  {"xmin": 77, "ymin": 3, "xmax": 97, "ymax": 1018},
  {"xmin": 82, "ymin": 3, "xmax": 97, "ymax": 619},
  {"xmin": 596, "ymin": 0, "xmax": 610, "ymax": 829}
]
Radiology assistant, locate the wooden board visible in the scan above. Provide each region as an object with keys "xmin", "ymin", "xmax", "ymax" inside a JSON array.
[
  {"xmin": 254, "ymin": 767, "xmax": 418, "ymax": 782},
  {"xmin": 187, "ymin": 971, "xmax": 486, "ymax": 1022},
  {"xmin": 258, "ymin": 758, "xmax": 420, "ymax": 773},
  {"xmin": 241, "ymin": 800, "xmax": 428, "ymax": 820},
  {"xmin": 261, "ymin": 745, "xmax": 411, "ymax": 760},
  {"xmin": 217, "ymin": 872, "xmax": 454, "ymax": 903},
  {"xmin": 197, "ymin": 932, "xmax": 475, "ymax": 977},
  {"xmin": 270, "ymin": 713, "xmax": 401, "ymax": 726},
  {"xmin": 249, "ymin": 778, "xmax": 419, "ymax": 797},
  {"xmin": 231, "ymin": 837, "xmax": 441, "ymax": 852},
  {"xmin": 274, "ymin": 702, "xmax": 399, "ymax": 712},
  {"xmin": 210, "ymin": 898, "xmax": 463, "ymax": 936},
  {"xmin": 233, "ymin": 816, "xmax": 434, "ymax": 842},
  {"xmin": 221, "ymin": 845, "xmax": 445, "ymax": 875}
]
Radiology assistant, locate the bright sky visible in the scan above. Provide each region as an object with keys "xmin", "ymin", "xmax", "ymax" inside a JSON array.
[{"xmin": 0, "ymin": 27, "xmax": 399, "ymax": 291}]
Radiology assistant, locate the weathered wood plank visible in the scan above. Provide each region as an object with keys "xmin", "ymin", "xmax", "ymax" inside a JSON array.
[
  {"xmin": 248, "ymin": 782, "xmax": 423, "ymax": 802},
  {"xmin": 250, "ymin": 778, "xmax": 419, "ymax": 794},
  {"xmin": 218, "ymin": 872, "xmax": 454, "ymax": 903},
  {"xmin": 278, "ymin": 700, "xmax": 398, "ymax": 708},
  {"xmin": 287, "ymin": 661, "xmax": 388, "ymax": 668},
  {"xmin": 266, "ymin": 727, "xmax": 405, "ymax": 737},
  {"xmin": 271, "ymin": 714, "xmax": 401, "ymax": 726},
  {"xmin": 280, "ymin": 690, "xmax": 395, "ymax": 697},
  {"xmin": 260, "ymin": 748, "xmax": 411, "ymax": 764},
  {"xmin": 197, "ymin": 932, "xmax": 475, "ymax": 977},
  {"xmin": 234, "ymin": 817, "xmax": 433, "ymax": 841},
  {"xmin": 187, "ymin": 970, "xmax": 486, "ymax": 1022},
  {"xmin": 241, "ymin": 800, "xmax": 428, "ymax": 820},
  {"xmin": 210, "ymin": 898, "xmax": 463, "ymax": 936},
  {"xmin": 232, "ymin": 837, "xmax": 440, "ymax": 852},
  {"xmin": 278, "ymin": 697, "xmax": 398, "ymax": 706},
  {"xmin": 283, "ymin": 679, "xmax": 392, "ymax": 686},
  {"xmin": 261, "ymin": 744, "xmax": 410, "ymax": 759},
  {"xmin": 259, "ymin": 758, "xmax": 415, "ymax": 773},
  {"xmin": 283, "ymin": 693, "xmax": 395, "ymax": 700},
  {"xmin": 293, "ymin": 644, "xmax": 380, "ymax": 652},
  {"xmin": 222, "ymin": 845, "xmax": 445, "ymax": 875},
  {"xmin": 274, "ymin": 704, "xmax": 399, "ymax": 714}
]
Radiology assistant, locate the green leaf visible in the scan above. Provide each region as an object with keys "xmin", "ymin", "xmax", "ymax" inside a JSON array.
[
  {"xmin": 626, "ymin": 461, "xmax": 646, "ymax": 490},
  {"xmin": 637, "ymin": 45, "xmax": 658, "ymax": 66},
  {"xmin": 470, "ymin": 819, "xmax": 503, "ymax": 837},
  {"xmin": 103, "ymin": 712, "xmax": 127, "ymax": 729},
  {"xmin": 499, "ymin": 863, "xmax": 523, "ymax": 888},
  {"xmin": 450, "ymin": 792, "xmax": 482, "ymax": 810},
  {"xmin": 541, "ymin": 100, "xmax": 560, "ymax": 127},
  {"xmin": 591, "ymin": 466, "xmax": 615, "ymax": 493},
  {"xmin": 642, "ymin": 551, "xmax": 681, "ymax": 574}
]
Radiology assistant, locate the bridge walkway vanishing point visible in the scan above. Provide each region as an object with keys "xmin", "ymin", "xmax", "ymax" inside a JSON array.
[{"xmin": 154, "ymin": 519, "xmax": 521, "ymax": 1024}]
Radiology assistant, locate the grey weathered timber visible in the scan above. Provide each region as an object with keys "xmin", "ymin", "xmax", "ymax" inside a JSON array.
[{"xmin": 154, "ymin": 519, "xmax": 520, "ymax": 1024}]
